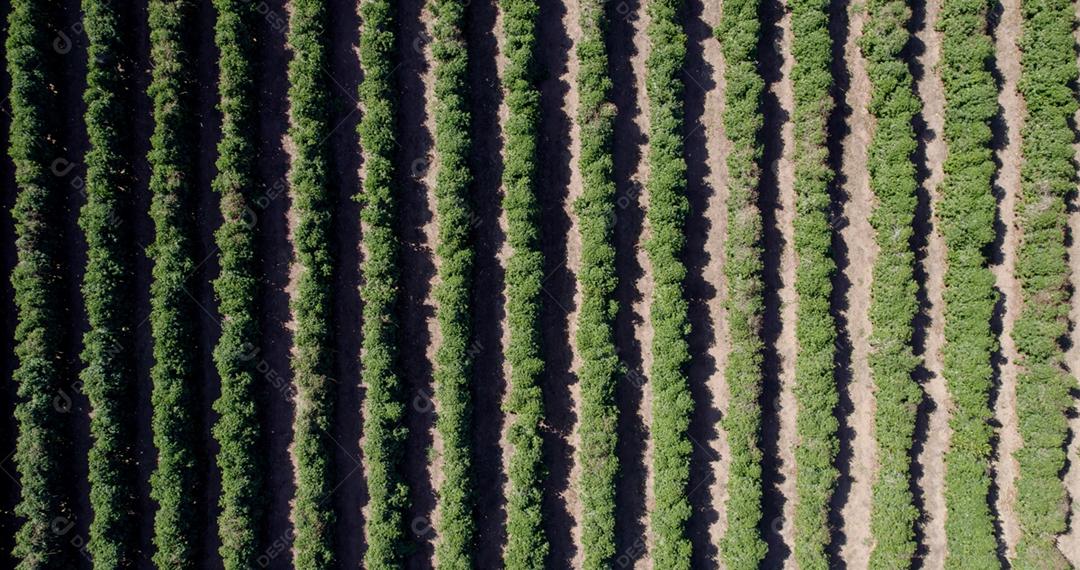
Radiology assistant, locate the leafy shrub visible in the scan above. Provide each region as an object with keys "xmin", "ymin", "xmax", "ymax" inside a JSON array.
[
  {"xmin": 359, "ymin": 0, "xmax": 410, "ymax": 566},
  {"xmin": 574, "ymin": 0, "xmax": 620, "ymax": 567},
  {"xmin": 936, "ymin": 0, "xmax": 999, "ymax": 565},
  {"xmin": 210, "ymin": 0, "xmax": 266, "ymax": 567},
  {"xmin": 7, "ymin": 0, "xmax": 74, "ymax": 566},
  {"xmin": 788, "ymin": 0, "xmax": 839, "ymax": 566},
  {"xmin": 716, "ymin": 0, "xmax": 768, "ymax": 565},
  {"xmin": 644, "ymin": 0, "xmax": 693, "ymax": 567},
  {"xmin": 860, "ymin": 0, "xmax": 923, "ymax": 566},
  {"xmin": 498, "ymin": 0, "xmax": 549, "ymax": 567},
  {"xmin": 80, "ymin": 0, "xmax": 140, "ymax": 564},
  {"xmin": 1012, "ymin": 0, "xmax": 1076, "ymax": 565},
  {"xmin": 146, "ymin": 1, "xmax": 201, "ymax": 565},
  {"xmin": 430, "ymin": 0, "xmax": 476, "ymax": 565},
  {"xmin": 286, "ymin": 0, "xmax": 336, "ymax": 566}
]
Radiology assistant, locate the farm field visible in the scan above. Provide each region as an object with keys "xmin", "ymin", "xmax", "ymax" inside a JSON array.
[{"xmin": 3, "ymin": 0, "xmax": 1080, "ymax": 568}]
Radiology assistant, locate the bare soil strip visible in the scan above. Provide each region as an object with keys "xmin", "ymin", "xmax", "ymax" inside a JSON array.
[
  {"xmin": 988, "ymin": 0, "xmax": 1025, "ymax": 558},
  {"xmin": 683, "ymin": 0, "xmax": 730, "ymax": 565},
  {"xmin": 611, "ymin": 0, "xmax": 649, "ymax": 563},
  {"xmin": 535, "ymin": 0, "xmax": 579, "ymax": 564},
  {"xmin": 911, "ymin": 0, "xmax": 951, "ymax": 563},
  {"xmin": 395, "ymin": 0, "xmax": 438, "ymax": 564},
  {"xmin": 561, "ymin": 0, "xmax": 585, "ymax": 565},
  {"xmin": 766, "ymin": 1, "xmax": 799, "ymax": 563},
  {"xmin": 837, "ymin": 6, "xmax": 878, "ymax": 566},
  {"xmin": 128, "ymin": 3, "xmax": 157, "ymax": 565},
  {"xmin": 758, "ymin": 0, "xmax": 795, "ymax": 563},
  {"xmin": 608, "ymin": 0, "xmax": 657, "ymax": 565},
  {"xmin": 55, "ymin": 0, "xmax": 94, "ymax": 563},
  {"xmin": 1058, "ymin": 0, "xmax": 1080, "ymax": 563},
  {"xmin": 326, "ymin": 0, "xmax": 366, "ymax": 567},
  {"xmin": 254, "ymin": 0, "xmax": 297, "ymax": 565},
  {"xmin": 193, "ymin": 1, "xmax": 225, "ymax": 566},
  {"xmin": 468, "ymin": 0, "xmax": 511, "ymax": 565},
  {"xmin": 630, "ymin": 3, "xmax": 655, "ymax": 567}
]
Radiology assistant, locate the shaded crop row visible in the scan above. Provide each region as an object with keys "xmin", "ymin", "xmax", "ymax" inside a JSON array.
[
  {"xmin": 210, "ymin": 0, "xmax": 265, "ymax": 567},
  {"xmin": 80, "ymin": 0, "xmax": 140, "ymax": 564},
  {"xmin": 574, "ymin": 0, "xmax": 620, "ymax": 567},
  {"xmin": 498, "ymin": 0, "xmax": 549, "ymax": 567},
  {"xmin": 716, "ymin": 0, "xmax": 768, "ymax": 564},
  {"xmin": 286, "ymin": 1, "xmax": 336, "ymax": 566},
  {"xmin": 936, "ymin": 0, "xmax": 999, "ymax": 565},
  {"xmin": 1012, "ymin": 0, "xmax": 1076, "ymax": 565},
  {"xmin": 644, "ymin": 0, "xmax": 692, "ymax": 567},
  {"xmin": 787, "ymin": 0, "xmax": 838, "ymax": 566},
  {"xmin": 146, "ymin": 0, "xmax": 201, "ymax": 565},
  {"xmin": 6, "ymin": 1, "xmax": 73, "ymax": 567},
  {"xmin": 859, "ymin": 0, "xmax": 922, "ymax": 566},
  {"xmin": 430, "ymin": 0, "xmax": 476, "ymax": 565},
  {"xmin": 358, "ymin": 0, "xmax": 409, "ymax": 566}
]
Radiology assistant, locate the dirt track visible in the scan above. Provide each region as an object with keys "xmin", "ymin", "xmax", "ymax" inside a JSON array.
[
  {"xmin": 911, "ymin": 0, "xmax": 950, "ymax": 563},
  {"xmin": 683, "ymin": 0, "xmax": 729, "ymax": 564},
  {"xmin": 990, "ymin": 0, "xmax": 1025, "ymax": 558},
  {"xmin": 836, "ymin": 5, "xmax": 878, "ymax": 566}
]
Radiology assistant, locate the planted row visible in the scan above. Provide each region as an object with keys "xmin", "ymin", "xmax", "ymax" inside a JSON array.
[
  {"xmin": 430, "ymin": 0, "xmax": 476, "ymax": 564},
  {"xmin": 146, "ymin": 0, "xmax": 202, "ymax": 565},
  {"xmin": 574, "ymin": 0, "xmax": 620, "ymax": 567},
  {"xmin": 644, "ymin": 0, "xmax": 692, "ymax": 566},
  {"xmin": 788, "ymin": 0, "xmax": 839, "ymax": 566},
  {"xmin": 80, "ymin": 0, "xmax": 140, "ymax": 564},
  {"xmin": 860, "ymin": 0, "xmax": 923, "ymax": 566},
  {"xmin": 7, "ymin": 0, "xmax": 73, "ymax": 567},
  {"xmin": 210, "ymin": 0, "xmax": 266, "ymax": 567},
  {"xmin": 358, "ymin": 0, "xmax": 409, "ymax": 565},
  {"xmin": 498, "ymin": 0, "xmax": 549, "ymax": 567},
  {"xmin": 936, "ymin": 0, "xmax": 999, "ymax": 565},
  {"xmin": 1012, "ymin": 0, "xmax": 1076, "ymax": 565},
  {"xmin": 716, "ymin": 0, "xmax": 768, "ymax": 565},
  {"xmin": 286, "ymin": 1, "xmax": 336, "ymax": 567}
]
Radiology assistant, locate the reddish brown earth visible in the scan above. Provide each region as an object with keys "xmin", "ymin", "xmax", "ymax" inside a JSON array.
[
  {"xmin": 254, "ymin": 0, "xmax": 297, "ymax": 566},
  {"xmin": 627, "ymin": 2, "xmax": 655, "ymax": 567},
  {"xmin": 771, "ymin": 4, "xmax": 799, "ymax": 563},
  {"xmin": 467, "ymin": 0, "xmax": 511, "ymax": 564},
  {"xmin": 836, "ymin": 5, "xmax": 879, "ymax": 566},
  {"xmin": 611, "ymin": 0, "xmax": 649, "ymax": 565},
  {"xmin": 911, "ymin": 0, "xmax": 951, "ymax": 563},
  {"xmin": 395, "ymin": 0, "xmax": 438, "ymax": 565},
  {"xmin": 990, "ymin": 0, "xmax": 1025, "ymax": 559},
  {"xmin": 683, "ymin": 0, "xmax": 730, "ymax": 565},
  {"xmin": 535, "ymin": 0, "xmax": 579, "ymax": 565}
]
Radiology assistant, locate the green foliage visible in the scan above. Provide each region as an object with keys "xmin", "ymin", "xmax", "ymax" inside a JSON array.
[
  {"xmin": 286, "ymin": 0, "xmax": 336, "ymax": 566},
  {"xmin": 210, "ymin": 0, "xmax": 265, "ymax": 567},
  {"xmin": 860, "ymin": 1, "xmax": 922, "ymax": 566},
  {"xmin": 498, "ymin": 0, "xmax": 548, "ymax": 567},
  {"xmin": 359, "ymin": 0, "xmax": 409, "ymax": 566},
  {"xmin": 1012, "ymin": 0, "xmax": 1076, "ymax": 566},
  {"xmin": 716, "ymin": 0, "xmax": 768, "ymax": 565},
  {"xmin": 430, "ymin": 0, "xmax": 476, "ymax": 565},
  {"xmin": 146, "ymin": 1, "xmax": 201, "ymax": 565},
  {"xmin": 574, "ymin": 0, "xmax": 620, "ymax": 567},
  {"xmin": 936, "ymin": 0, "xmax": 999, "ymax": 565},
  {"xmin": 80, "ymin": 0, "xmax": 140, "ymax": 565},
  {"xmin": 645, "ymin": 0, "xmax": 693, "ymax": 567},
  {"xmin": 788, "ymin": 0, "xmax": 838, "ymax": 566},
  {"xmin": 7, "ymin": 1, "xmax": 74, "ymax": 567}
]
